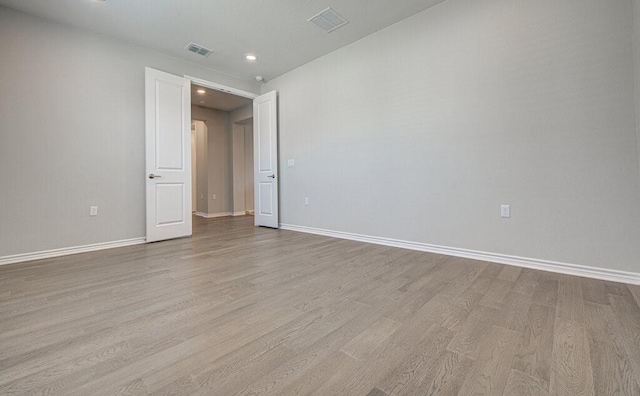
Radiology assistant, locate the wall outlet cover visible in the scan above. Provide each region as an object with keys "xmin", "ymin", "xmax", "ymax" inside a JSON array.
[{"xmin": 501, "ymin": 204, "xmax": 510, "ymax": 218}]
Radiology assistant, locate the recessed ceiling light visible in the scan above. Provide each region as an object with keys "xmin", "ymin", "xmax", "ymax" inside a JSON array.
[
  {"xmin": 197, "ymin": 89, "xmax": 206, "ymax": 94},
  {"xmin": 245, "ymin": 54, "xmax": 258, "ymax": 61}
]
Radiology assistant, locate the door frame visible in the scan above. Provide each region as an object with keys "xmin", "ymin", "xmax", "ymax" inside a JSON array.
[
  {"xmin": 182, "ymin": 75, "xmax": 274, "ymax": 230},
  {"xmin": 184, "ymin": 76, "xmax": 258, "ymax": 100}
]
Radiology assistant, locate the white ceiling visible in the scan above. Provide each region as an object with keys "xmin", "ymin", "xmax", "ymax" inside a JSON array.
[
  {"xmin": 0, "ymin": 0, "xmax": 446, "ymax": 83},
  {"xmin": 191, "ymin": 84, "xmax": 252, "ymax": 112}
]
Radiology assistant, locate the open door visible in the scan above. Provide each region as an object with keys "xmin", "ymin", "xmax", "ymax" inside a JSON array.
[
  {"xmin": 145, "ymin": 67, "xmax": 192, "ymax": 242},
  {"xmin": 253, "ymin": 91, "xmax": 279, "ymax": 228}
]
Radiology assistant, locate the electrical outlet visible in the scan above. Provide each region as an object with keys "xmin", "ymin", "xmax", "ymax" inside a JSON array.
[
  {"xmin": 90, "ymin": 206, "xmax": 98, "ymax": 216},
  {"xmin": 304, "ymin": 197, "xmax": 309, "ymax": 206},
  {"xmin": 200, "ymin": 194, "xmax": 204, "ymax": 200},
  {"xmin": 501, "ymin": 204, "xmax": 510, "ymax": 218},
  {"xmin": 212, "ymin": 194, "xmax": 217, "ymax": 200}
]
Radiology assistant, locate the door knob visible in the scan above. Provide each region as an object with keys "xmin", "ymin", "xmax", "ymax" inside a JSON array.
[
  {"xmin": 268, "ymin": 174, "xmax": 276, "ymax": 179},
  {"xmin": 149, "ymin": 173, "xmax": 162, "ymax": 179}
]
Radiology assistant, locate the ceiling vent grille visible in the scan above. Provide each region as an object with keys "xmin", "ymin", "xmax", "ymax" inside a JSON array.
[
  {"xmin": 308, "ymin": 7, "xmax": 348, "ymax": 33},
  {"xmin": 185, "ymin": 42, "xmax": 214, "ymax": 57}
]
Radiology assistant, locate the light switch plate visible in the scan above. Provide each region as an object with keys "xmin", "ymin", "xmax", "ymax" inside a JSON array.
[{"xmin": 287, "ymin": 159, "xmax": 295, "ymax": 167}]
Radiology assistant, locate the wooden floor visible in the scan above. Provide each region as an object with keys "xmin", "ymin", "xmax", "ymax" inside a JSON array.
[{"xmin": 1, "ymin": 216, "xmax": 639, "ymax": 395}]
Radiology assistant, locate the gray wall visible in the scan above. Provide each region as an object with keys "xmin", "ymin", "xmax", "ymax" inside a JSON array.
[
  {"xmin": 192, "ymin": 105, "xmax": 252, "ymax": 217},
  {"xmin": 191, "ymin": 106, "xmax": 233, "ymax": 215},
  {"xmin": 635, "ymin": 0, "xmax": 640, "ymax": 190},
  {"xmin": 230, "ymin": 105, "xmax": 253, "ymax": 125},
  {"xmin": 0, "ymin": 6, "xmax": 257, "ymax": 257},
  {"xmin": 191, "ymin": 120, "xmax": 208, "ymax": 214},
  {"xmin": 231, "ymin": 105, "xmax": 254, "ymax": 213},
  {"xmin": 244, "ymin": 123, "xmax": 254, "ymax": 212},
  {"xmin": 232, "ymin": 123, "xmax": 247, "ymax": 214},
  {"xmin": 264, "ymin": 0, "xmax": 640, "ymax": 272}
]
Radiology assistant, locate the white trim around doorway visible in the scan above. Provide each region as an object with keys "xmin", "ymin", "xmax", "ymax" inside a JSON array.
[{"xmin": 184, "ymin": 76, "xmax": 259, "ymax": 99}]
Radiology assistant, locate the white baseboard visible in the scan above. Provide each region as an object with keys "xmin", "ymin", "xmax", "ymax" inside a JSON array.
[
  {"xmin": 279, "ymin": 224, "xmax": 640, "ymax": 286},
  {"xmin": 195, "ymin": 212, "xmax": 232, "ymax": 218},
  {"xmin": 232, "ymin": 211, "xmax": 246, "ymax": 217},
  {"xmin": 0, "ymin": 237, "xmax": 146, "ymax": 266}
]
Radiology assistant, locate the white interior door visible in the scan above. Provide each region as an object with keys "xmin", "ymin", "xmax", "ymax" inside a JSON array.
[
  {"xmin": 145, "ymin": 67, "xmax": 192, "ymax": 242},
  {"xmin": 254, "ymin": 91, "xmax": 279, "ymax": 228}
]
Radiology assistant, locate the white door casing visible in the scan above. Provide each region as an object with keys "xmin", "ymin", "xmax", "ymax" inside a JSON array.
[
  {"xmin": 253, "ymin": 91, "xmax": 279, "ymax": 228},
  {"xmin": 191, "ymin": 125, "xmax": 197, "ymax": 211},
  {"xmin": 145, "ymin": 67, "xmax": 192, "ymax": 242}
]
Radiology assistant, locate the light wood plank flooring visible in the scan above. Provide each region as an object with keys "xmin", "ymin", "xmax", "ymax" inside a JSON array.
[{"xmin": 1, "ymin": 215, "xmax": 639, "ymax": 395}]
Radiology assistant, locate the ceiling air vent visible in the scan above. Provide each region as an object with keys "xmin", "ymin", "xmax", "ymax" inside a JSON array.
[
  {"xmin": 308, "ymin": 7, "xmax": 348, "ymax": 33},
  {"xmin": 185, "ymin": 42, "xmax": 214, "ymax": 57}
]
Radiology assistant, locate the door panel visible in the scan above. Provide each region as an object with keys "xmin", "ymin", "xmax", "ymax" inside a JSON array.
[
  {"xmin": 258, "ymin": 100, "xmax": 274, "ymax": 172},
  {"xmin": 254, "ymin": 91, "xmax": 278, "ymax": 228},
  {"xmin": 156, "ymin": 81, "xmax": 185, "ymax": 170},
  {"xmin": 156, "ymin": 184, "xmax": 185, "ymax": 225},
  {"xmin": 258, "ymin": 182, "xmax": 274, "ymax": 215},
  {"xmin": 145, "ymin": 67, "xmax": 192, "ymax": 242}
]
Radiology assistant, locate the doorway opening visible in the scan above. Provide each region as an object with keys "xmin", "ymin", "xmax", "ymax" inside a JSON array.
[
  {"xmin": 145, "ymin": 67, "xmax": 278, "ymax": 242},
  {"xmin": 190, "ymin": 83, "xmax": 255, "ymax": 221}
]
